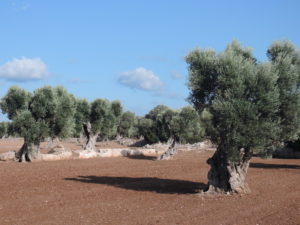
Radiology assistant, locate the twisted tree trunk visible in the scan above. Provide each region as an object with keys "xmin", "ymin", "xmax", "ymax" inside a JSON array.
[
  {"xmin": 157, "ymin": 137, "xmax": 177, "ymax": 160},
  {"xmin": 16, "ymin": 142, "xmax": 40, "ymax": 162},
  {"xmin": 205, "ymin": 147, "xmax": 252, "ymax": 194},
  {"xmin": 83, "ymin": 122, "xmax": 99, "ymax": 151}
]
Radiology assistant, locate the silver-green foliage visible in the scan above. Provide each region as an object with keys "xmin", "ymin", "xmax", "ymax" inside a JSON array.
[
  {"xmin": 139, "ymin": 105, "xmax": 174, "ymax": 143},
  {"xmin": 187, "ymin": 40, "xmax": 300, "ymax": 161},
  {"xmin": 73, "ymin": 98, "xmax": 124, "ymax": 140},
  {"xmin": 118, "ymin": 111, "xmax": 138, "ymax": 138},
  {"xmin": 74, "ymin": 98, "xmax": 91, "ymax": 137},
  {"xmin": 267, "ymin": 41, "xmax": 300, "ymax": 142},
  {"xmin": 139, "ymin": 105, "xmax": 205, "ymax": 144},
  {"xmin": 1, "ymin": 86, "xmax": 76, "ymax": 145},
  {"xmin": 171, "ymin": 106, "xmax": 205, "ymax": 144}
]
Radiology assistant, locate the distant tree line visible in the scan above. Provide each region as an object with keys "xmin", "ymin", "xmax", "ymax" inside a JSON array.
[
  {"xmin": 0, "ymin": 38, "xmax": 299, "ymax": 196},
  {"xmin": 0, "ymin": 86, "xmax": 207, "ymax": 161}
]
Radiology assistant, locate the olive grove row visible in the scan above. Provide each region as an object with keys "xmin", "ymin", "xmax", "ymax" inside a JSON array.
[
  {"xmin": 0, "ymin": 40, "xmax": 299, "ymax": 195},
  {"xmin": 0, "ymin": 86, "xmax": 206, "ymax": 161}
]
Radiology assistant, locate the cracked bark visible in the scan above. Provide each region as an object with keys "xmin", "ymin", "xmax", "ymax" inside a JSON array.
[
  {"xmin": 157, "ymin": 136, "xmax": 178, "ymax": 160},
  {"xmin": 15, "ymin": 142, "xmax": 40, "ymax": 162},
  {"xmin": 83, "ymin": 122, "xmax": 99, "ymax": 151},
  {"xmin": 205, "ymin": 147, "xmax": 252, "ymax": 194}
]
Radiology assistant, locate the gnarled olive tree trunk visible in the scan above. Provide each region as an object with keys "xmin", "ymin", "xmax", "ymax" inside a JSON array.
[
  {"xmin": 205, "ymin": 147, "xmax": 252, "ymax": 194},
  {"xmin": 83, "ymin": 122, "xmax": 99, "ymax": 151},
  {"xmin": 16, "ymin": 142, "xmax": 40, "ymax": 162},
  {"xmin": 157, "ymin": 136, "xmax": 178, "ymax": 160}
]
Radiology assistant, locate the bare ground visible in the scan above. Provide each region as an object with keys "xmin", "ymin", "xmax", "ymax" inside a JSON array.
[{"xmin": 0, "ymin": 139, "xmax": 299, "ymax": 225}]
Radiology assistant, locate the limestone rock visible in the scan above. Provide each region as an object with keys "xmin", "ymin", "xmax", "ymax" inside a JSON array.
[{"xmin": 0, "ymin": 151, "xmax": 16, "ymax": 161}]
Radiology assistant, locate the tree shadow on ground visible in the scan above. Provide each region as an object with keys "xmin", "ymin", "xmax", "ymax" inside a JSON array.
[
  {"xmin": 65, "ymin": 176, "xmax": 206, "ymax": 194},
  {"xmin": 126, "ymin": 155, "xmax": 157, "ymax": 160},
  {"xmin": 250, "ymin": 163, "xmax": 300, "ymax": 169}
]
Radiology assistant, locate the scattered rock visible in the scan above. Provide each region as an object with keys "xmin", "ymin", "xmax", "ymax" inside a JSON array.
[
  {"xmin": 48, "ymin": 145, "xmax": 67, "ymax": 154},
  {"xmin": 0, "ymin": 151, "xmax": 16, "ymax": 161},
  {"xmin": 40, "ymin": 145, "xmax": 73, "ymax": 161},
  {"xmin": 74, "ymin": 150, "xmax": 99, "ymax": 159}
]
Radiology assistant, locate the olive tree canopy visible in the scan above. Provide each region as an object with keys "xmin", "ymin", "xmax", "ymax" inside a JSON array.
[
  {"xmin": 0, "ymin": 86, "xmax": 76, "ymax": 162},
  {"xmin": 80, "ymin": 98, "xmax": 123, "ymax": 150},
  {"xmin": 187, "ymin": 40, "xmax": 300, "ymax": 193}
]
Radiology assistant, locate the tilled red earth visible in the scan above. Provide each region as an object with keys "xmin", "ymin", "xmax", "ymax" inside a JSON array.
[{"xmin": 0, "ymin": 140, "xmax": 300, "ymax": 225}]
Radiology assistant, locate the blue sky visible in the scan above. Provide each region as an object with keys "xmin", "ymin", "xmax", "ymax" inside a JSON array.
[{"xmin": 0, "ymin": 0, "xmax": 299, "ymax": 118}]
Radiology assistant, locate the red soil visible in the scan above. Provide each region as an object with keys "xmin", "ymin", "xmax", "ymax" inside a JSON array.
[
  {"xmin": 0, "ymin": 138, "xmax": 127, "ymax": 154},
  {"xmin": 0, "ymin": 140, "xmax": 299, "ymax": 225}
]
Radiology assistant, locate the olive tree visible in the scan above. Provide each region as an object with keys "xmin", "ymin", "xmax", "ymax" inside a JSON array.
[
  {"xmin": 186, "ymin": 40, "xmax": 299, "ymax": 193},
  {"xmin": 267, "ymin": 41, "xmax": 300, "ymax": 143},
  {"xmin": 137, "ymin": 117, "xmax": 156, "ymax": 142},
  {"xmin": 138, "ymin": 105, "xmax": 175, "ymax": 144},
  {"xmin": 118, "ymin": 111, "xmax": 138, "ymax": 138},
  {"xmin": 171, "ymin": 106, "xmax": 205, "ymax": 144},
  {"xmin": 81, "ymin": 99, "xmax": 123, "ymax": 150},
  {"xmin": 103, "ymin": 100, "xmax": 123, "ymax": 140},
  {"xmin": 137, "ymin": 105, "xmax": 176, "ymax": 160},
  {"xmin": 139, "ymin": 105, "xmax": 205, "ymax": 144},
  {"xmin": 74, "ymin": 98, "xmax": 91, "ymax": 138},
  {"xmin": 0, "ymin": 86, "xmax": 76, "ymax": 162},
  {"xmin": 138, "ymin": 105, "xmax": 206, "ymax": 160}
]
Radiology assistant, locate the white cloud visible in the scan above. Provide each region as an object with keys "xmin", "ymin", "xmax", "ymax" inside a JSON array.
[
  {"xmin": 0, "ymin": 57, "xmax": 48, "ymax": 82},
  {"xmin": 118, "ymin": 67, "xmax": 163, "ymax": 92}
]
